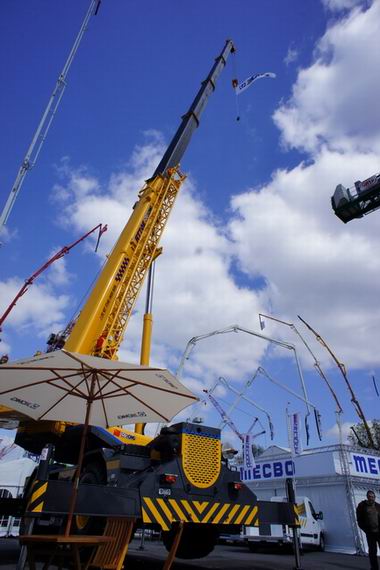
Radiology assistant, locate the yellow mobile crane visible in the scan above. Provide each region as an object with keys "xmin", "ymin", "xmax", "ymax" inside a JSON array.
[
  {"xmin": 2, "ymin": 41, "xmax": 299, "ymax": 560},
  {"xmin": 13, "ymin": 38, "xmax": 234, "ymax": 451}
]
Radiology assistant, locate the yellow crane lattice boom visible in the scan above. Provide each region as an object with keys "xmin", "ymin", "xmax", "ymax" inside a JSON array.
[{"xmin": 65, "ymin": 168, "xmax": 186, "ymax": 358}]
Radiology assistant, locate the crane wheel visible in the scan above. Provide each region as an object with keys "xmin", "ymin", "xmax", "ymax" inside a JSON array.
[
  {"xmin": 318, "ymin": 533, "xmax": 325, "ymax": 552},
  {"xmin": 73, "ymin": 462, "xmax": 106, "ymax": 536},
  {"xmin": 162, "ymin": 523, "xmax": 219, "ymax": 559}
]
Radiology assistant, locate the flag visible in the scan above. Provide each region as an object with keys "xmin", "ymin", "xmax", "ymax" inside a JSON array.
[
  {"xmin": 242, "ymin": 433, "xmax": 256, "ymax": 470},
  {"xmin": 373, "ymin": 375, "xmax": 379, "ymax": 397},
  {"xmin": 289, "ymin": 412, "xmax": 303, "ymax": 455},
  {"xmin": 235, "ymin": 72, "xmax": 276, "ymax": 95}
]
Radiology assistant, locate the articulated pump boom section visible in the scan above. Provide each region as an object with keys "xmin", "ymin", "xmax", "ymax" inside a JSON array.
[{"xmin": 4, "ymin": 41, "xmax": 298, "ymax": 559}]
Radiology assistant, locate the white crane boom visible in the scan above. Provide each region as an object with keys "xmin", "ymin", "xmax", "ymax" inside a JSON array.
[
  {"xmin": 204, "ymin": 390, "xmax": 244, "ymax": 442},
  {"xmin": 176, "ymin": 323, "xmax": 315, "ymax": 441},
  {"xmin": 0, "ymin": 0, "xmax": 101, "ymax": 232},
  {"xmin": 259, "ymin": 313, "xmax": 343, "ymax": 413},
  {"xmin": 216, "ymin": 374, "xmax": 275, "ymax": 440}
]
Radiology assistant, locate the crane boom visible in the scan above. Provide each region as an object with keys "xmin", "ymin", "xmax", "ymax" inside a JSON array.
[
  {"xmin": 298, "ymin": 314, "xmax": 375, "ymax": 449},
  {"xmin": 204, "ymin": 390, "xmax": 244, "ymax": 442},
  {"xmin": 64, "ymin": 40, "xmax": 235, "ymax": 358},
  {"xmin": 0, "ymin": 0, "xmax": 101, "ymax": 232},
  {"xmin": 153, "ymin": 40, "xmax": 235, "ymax": 177},
  {"xmin": 258, "ymin": 313, "xmax": 343, "ymax": 414}
]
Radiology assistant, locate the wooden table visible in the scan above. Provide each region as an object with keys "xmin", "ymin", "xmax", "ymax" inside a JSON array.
[{"xmin": 19, "ymin": 534, "xmax": 115, "ymax": 570}]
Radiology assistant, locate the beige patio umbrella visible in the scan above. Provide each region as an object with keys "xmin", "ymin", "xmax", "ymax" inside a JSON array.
[{"xmin": 0, "ymin": 349, "xmax": 198, "ymax": 535}]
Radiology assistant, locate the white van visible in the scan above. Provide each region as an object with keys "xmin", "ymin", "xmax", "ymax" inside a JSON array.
[{"xmin": 243, "ymin": 496, "xmax": 324, "ymax": 551}]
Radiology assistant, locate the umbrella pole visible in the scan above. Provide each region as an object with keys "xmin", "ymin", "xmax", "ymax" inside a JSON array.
[{"xmin": 64, "ymin": 375, "xmax": 95, "ymax": 536}]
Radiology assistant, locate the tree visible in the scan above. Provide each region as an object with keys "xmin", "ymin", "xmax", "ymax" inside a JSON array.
[
  {"xmin": 252, "ymin": 444, "xmax": 265, "ymax": 457},
  {"xmin": 348, "ymin": 419, "xmax": 380, "ymax": 450}
]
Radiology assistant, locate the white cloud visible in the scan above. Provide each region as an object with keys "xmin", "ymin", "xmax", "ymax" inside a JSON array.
[
  {"xmin": 274, "ymin": 0, "xmax": 380, "ymax": 154},
  {"xmin": 0, "ymin": 277, "xmax": 70, "ymax": 347},
  {"xmin": 0, "ymin": 224, "xmax": 17, "ymax": 245},
  {"xmin": 229, "ymin": 2, "xmax": 380, "ymax": 370},
  {"xmin": 325, "ymin": 420, "xmax": 353, "ymax": 442},
  {"xmin": 229, "ymin": 149, "xmax": 380, "ymax": 369},
  {"xmin": 284, "ymin": 47, "xmax": 299, "ymax": 66},
  {"xmin": 322, "ymin": 0, "xmax": 369, "ymax": 12},
  {"xmin": 44, "ymin": 249, "xmax": 73, "ymax": 287}
]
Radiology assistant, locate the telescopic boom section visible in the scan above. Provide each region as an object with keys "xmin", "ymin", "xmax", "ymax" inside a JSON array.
[
  {"xmin": 153, "ymin": 39, "xmax": 235, "ymax": 177},
  {"xmin": 64, "ymin": 40, "xmax": 235, "ymax": 358}
]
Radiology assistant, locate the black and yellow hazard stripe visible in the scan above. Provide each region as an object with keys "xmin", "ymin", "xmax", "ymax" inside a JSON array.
[
  {"xmin": 293, "ymin": 504, "xmax": 300, "ymax": 527},
  {"xmin": 295, "ymin": 502, "xmax": 306, "ymax": 517},
  {"xmin": 142, "ymin": 497, "xmax": 259, "ymax": 531},
  {"xmin": 27, "ymin": 480, "xmax": 48, "ymax": 514}
]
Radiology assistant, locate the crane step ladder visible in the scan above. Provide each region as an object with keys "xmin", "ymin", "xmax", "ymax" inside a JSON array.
[
  {"xmin": 87, "ymin": 518, "xmax": 184, "ymax": 570},
  {"xmin": 85, "ymin": 517, "xmax": 136, "ymax": 570}
]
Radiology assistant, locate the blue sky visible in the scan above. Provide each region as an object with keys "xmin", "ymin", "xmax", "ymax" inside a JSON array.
[{"xmin": 1, "ymin": 0, "xmax": 380, "ymax": 451}]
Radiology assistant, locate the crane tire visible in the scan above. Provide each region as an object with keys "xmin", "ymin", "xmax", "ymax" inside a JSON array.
[
  {"xmin": 162, "ymin": 523, "xmax": 219, "ymax": 559},
  {"xmin": 318, "ymin": 533, "xmax": 325, "ymax": 552},
  {"xmin": 73, "ymin": 462, "xmax": 106, "ymax": 536}
]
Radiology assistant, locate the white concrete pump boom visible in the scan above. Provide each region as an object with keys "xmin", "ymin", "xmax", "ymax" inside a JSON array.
[
  {"xmin": 176, "ymin": 323, "xmax": 318, "ymax": 443},
  {"xmin": 204, "ymin": 390, "xmax": 244, "ymax": 442},
  {"xmin": 0, "ymin": 0, "xmax": 101, "ymax": 233},
  {"xmin": 259, "ymin": 313, "xmax": 343, "ymax": 414},
  {"xmin": 298, "ymin": 314, "xmax": 375, "ymax": 449},
  {"xmin": 204, "ymin": 389, "xmax": 266, "ymax": 447},
  {"xmin": 210, "ymin": 374, "xmax": 274, "ymax": 440},
  {"xmin": 255, "ymin": 366, "xmax": 323, "ymax": 441}
]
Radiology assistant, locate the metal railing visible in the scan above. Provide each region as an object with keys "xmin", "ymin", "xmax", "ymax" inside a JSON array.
[{"xmin": 0, "ymin": 485, "xmax": 23, "ymax": 537}]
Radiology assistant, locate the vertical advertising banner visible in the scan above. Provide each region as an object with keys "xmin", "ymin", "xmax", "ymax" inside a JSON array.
[
  {"xmin": 289, "ymin": 412, "xmax": 303, "ymax": 456},
  {"xmin": 242, "ymin": 433, "xmax": 256, "ymax": 470}
]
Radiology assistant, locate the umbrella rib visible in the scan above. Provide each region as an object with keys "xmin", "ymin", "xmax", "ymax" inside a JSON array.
[
  {"xmin": 48, "ymin": 377, "xmax": 88, "ymax": 399},
  {"xmin": 102, "ymin": 377, "xmax": 170, "ymax": 422},
  {"xmin": 37, "ymin": 378, "xmax": 90, "ymax": 421},
  {"xmin": 92, "ymin": 369, "xmax": 125, "ymax": 398},
  {"xmin": 0, "ymin": 370, "xmax": 81, "ymax": 396},
  {"xmin": 0, "ymin": 366, "xmax": 82, "ymax": 371},
  {"xmin": 81, "ymin": 366, "xmax": 92, "ymax": 395},
  {"xmin": 62, "ymin": 351, "xmax": 95, "ymax": 370},
  {"xmin": 50, "ymin": 369, "xmax": 89, "ymax": 398},
  {"xmin": 98, "ymin": 382, "xmax": 198, "ymax": 401},
  {"xmin": 94, "ymin": 369, "xmax": 198, "ymax": 401},
  {"xmin": 93, "ymin": 385, "xmax": 136, "ymax": 399},
  {"xmin": 95, "ymin": 376, "xmax": 110, "ymax": 427}
]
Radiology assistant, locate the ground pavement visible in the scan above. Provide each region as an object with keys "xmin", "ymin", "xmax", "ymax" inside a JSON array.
[{"xmin": 0, "ymin": 538, "xmax": 372, "ymax": 569}]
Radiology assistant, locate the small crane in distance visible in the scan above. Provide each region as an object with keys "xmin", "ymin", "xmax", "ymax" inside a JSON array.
[{"xmin": 0, "ymin": 223, "xmax": 107, "ymax": 346}]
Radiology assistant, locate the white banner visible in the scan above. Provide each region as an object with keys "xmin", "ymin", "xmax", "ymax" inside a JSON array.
[
  {"xmin": 348, "ymin": 453, "xmax": 380, "ymax": 479},
  {"xmin": 289, "ymin": 412, "xmax": 303, "ymax": 455},
  {"xmin": 240, "ymin": 459, "xmax": 295, "ymax": 482},
  {"xmin": 235, "ymin": 72, "xmax": 276, "ymax": 95},
  {"xmin": 242, "ymin": 433, "xmax": 256, "ymax": 470}
]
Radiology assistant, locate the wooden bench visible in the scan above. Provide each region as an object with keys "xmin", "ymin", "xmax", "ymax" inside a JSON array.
[{"xmin": 19, "ymin": 534, "xmax": 114, "ymax": 570}]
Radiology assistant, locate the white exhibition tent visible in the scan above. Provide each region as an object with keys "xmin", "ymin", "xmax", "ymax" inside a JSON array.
[{"xmin": 0, "ymin": 437, "xmax": 37, "ymax": 537}]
